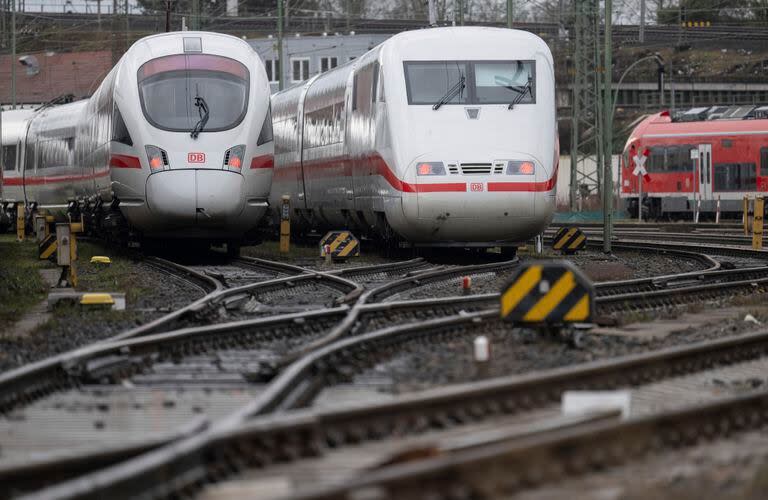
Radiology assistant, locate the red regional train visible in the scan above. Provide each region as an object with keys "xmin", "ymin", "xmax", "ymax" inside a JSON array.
[{"xmin": 621, "ymin": 105, "xmax": 768, "ymax": 219}]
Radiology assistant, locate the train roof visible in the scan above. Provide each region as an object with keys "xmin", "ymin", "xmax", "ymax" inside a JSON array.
[
  {"xmin": 632, "ymin": 107, "xmax": 768, "ymax": 141},
  {"xmin": 1, "ymin": 109, "xmax": 35, "ymax": 144}
]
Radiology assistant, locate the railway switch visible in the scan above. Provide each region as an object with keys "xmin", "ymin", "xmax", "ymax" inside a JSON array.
[
  {"xmin": 500, "ymin": 261, "xmax": 594, "ymax": 328},
  {"xmin": 552, "ymin": 226, "xmax": 587, "ymax": 255},
  {"xmin": 320, "ymin": 231, "xmax": 360, "ymax": 261}
]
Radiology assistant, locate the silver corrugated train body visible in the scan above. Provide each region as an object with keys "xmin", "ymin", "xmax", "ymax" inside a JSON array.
[
  {"xmin": 2, "ymin": 31, "xmax": 273, "ymax": 245},
  {"xmin": 269, "ymin": 27, "xmax": 557, "ymax": 247}
]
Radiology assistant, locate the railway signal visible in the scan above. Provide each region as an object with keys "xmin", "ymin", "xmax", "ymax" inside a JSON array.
[{"xmin": 500, "ymin": 261, "xmax": 594, "ymax": 328}]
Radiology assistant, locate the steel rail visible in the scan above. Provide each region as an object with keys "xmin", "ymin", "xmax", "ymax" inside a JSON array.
[
  {"xmin": 284, "ymin": 387, "xmax": 768, "ymax": 500},
  {"xmin": 28, "ymin": 318, "xmax": 768, "ymax": 500}
]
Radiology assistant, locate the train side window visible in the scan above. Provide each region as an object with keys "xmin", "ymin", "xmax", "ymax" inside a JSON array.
[
  {"xmin": 722, "ymin": 139, "xmax": 733, "ymax": 148},
  {"xmin": 353, "ymin": 64, "xmax": 373, "ymax": 113},
  {"xmin": 714, "ymin": 163, "xmax": 757, "ymax": 191},
  {"xmin": 2, "ymin": 145, "xmax": 16, "ymax": 171},
  {"xmin": 257, "ymin": 105, "xmax": 273, "ymax": 145},
  {"xmin": 647, "ymin": 147, "xmax": 665, "ymax": 172},
  {"xmin": 760, "ymin": 147, "xmax": 768, "ymax": 176},
  {"xmin": 378, "ymin": 68, "xmax": 385, "ymax": 102},
  {"xmin": 112, "ymin": 105, "xmax": 133, "ymax": 146},
  {"xmin": 371, "ymin": 62, "xmax": 379, "ymax": 103}
]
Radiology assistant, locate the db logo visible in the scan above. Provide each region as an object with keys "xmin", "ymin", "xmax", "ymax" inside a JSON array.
[
  {"xmin": 188, "ymin": 152, "xmax": 206, "ymax": 163},
  {"xmin": 470, "ymin": 183, "xmax": 484, "ymax": 192}
]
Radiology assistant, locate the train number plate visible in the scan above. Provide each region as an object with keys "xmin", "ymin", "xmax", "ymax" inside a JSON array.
[
  {"xmin": 188, "ymin": 152, "xmax": 206, "ymax": 163},
  {"xmin": 470, "ymin": 183, "xmax": 484, "ymax": 192}
]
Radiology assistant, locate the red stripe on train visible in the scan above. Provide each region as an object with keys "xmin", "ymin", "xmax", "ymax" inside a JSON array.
[
  {"xmin": 3, "ymin": 170, "xmax": 110, "ymax": 186},
  {"xmin": 109, "ymin": 154, "xmax": 142, "ymax": 169},
  {"xmin": 272, "ymin": 154, "xmax": 557, "ymax": 193},
  {"xmin": 250, "ymin": 155, "xmax": 274, "ymax": 169}
]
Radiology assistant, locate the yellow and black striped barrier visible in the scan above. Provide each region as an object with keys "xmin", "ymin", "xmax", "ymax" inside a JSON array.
[
  {"xmin": 552, "ymin": 226, "xmax": 587, "ymax": 254},
  {"xmin": 500, "ymin": 261, "xmax": 594, "ymax": 325},
  {"xmin": 320, "ymin": 230, "xmax": 360, "ymax": 260},
  {"xmin": 39, "ymin": 233, "xmax": 57, "ymax": 260}
]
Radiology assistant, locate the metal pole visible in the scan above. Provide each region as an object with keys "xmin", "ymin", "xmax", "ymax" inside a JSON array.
[
  {"xmin": 345, "ymin": 0, "xmax": 349, "ymax": 31},
  {"xmin": 11, "ymin": 0, "xmax": 16, "ymax": 109},
  {"xmin": 638, "ymin": 174, "xmax": 642, "ymax": 222},
  {"xmin": 639, "ymin": 0, "xmax": 645, "ymax": 43},
  {"xmin": 191, "ymin": 0, "xmax": 198, "ymax": 29},
  {"xmin": 165, "ymin": 0, "xmax": 171, "ymax": 31},
  {"xmin": 428, "ymin": 0, "xmax": 436, "ymax": 25},
  {"xmin": 458, "ymin": 0, "xmax": 463, "ymax": 25},
  {"xmin": 603, "ymin": 0, "xmax": 613, "ymax": 252},
  {"xmin": 277, "ymin": 0, "xmax": 284, "ymax": 91},
  {"xmin": 125, "ymin": 0, "xmax": 129, "ymax": 46},
  {"xmin": 507, "ymin": 0, "xmax": 513, "ymax": 28}
]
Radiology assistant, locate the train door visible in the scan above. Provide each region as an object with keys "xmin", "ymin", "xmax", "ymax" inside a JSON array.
[
  {"xmin": 349, "ymin": 61, "xmax": 379, "ymax": 207},
  {"xmin": 697, "ymin": 143, "xmax": 713, "ymax": 201}
]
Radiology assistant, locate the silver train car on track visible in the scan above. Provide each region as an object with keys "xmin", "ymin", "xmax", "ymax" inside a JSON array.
[
  {"xmin": 3, "ymin": 31, "xmax": 273, "ymax": 249},
  {"xmin": 269, "ymin": 27, "xmax": 557, "ymax": 249}
]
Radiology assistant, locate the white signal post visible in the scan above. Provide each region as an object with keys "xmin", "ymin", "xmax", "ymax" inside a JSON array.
[{"xmin": 632, "ymin": 149, "xmax": 651, "ymax": 222}]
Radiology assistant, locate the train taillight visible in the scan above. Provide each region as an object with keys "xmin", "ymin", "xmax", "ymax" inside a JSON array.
[{"xmin": 223, "ymin": 145, "xmax": 246, "ymax": 171}]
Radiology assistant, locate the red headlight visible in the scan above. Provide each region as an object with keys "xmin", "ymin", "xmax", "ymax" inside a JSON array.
[
  {"xmin": 507, "ymin": 160, "xmax": 535, "ymax": 175},
  {"xmin": 223, "ymin": 145, "xmax": 246, "ymax": 171},
  {"xmin": 416, "ymin": 162, "xmax": 446, "ymax": 176}
]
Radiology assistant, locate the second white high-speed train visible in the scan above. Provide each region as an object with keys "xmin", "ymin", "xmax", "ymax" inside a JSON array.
[
  {"xmin": 269, "ymin": 27, "xmax": 557, "ymax": 249},
  {"xmin": 3, "ymin": 31, "xmax": 274, "ymax": 250}
]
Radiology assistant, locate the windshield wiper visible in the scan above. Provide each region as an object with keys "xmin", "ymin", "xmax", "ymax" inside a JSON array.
[
  {"xmin": 507, "ymin": 77, "xmax": 533, "ymax": 110},
  {"xmin": 190, "ymin": 94, "xmax": 209, "ymax": 139},
  {"xmin": 433, "ymin": 75, "xmax": 465, "ymax": 111}
]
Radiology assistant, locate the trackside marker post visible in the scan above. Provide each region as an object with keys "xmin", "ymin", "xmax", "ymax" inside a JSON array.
[
  {"xmin": 15, "ymin": 202, "xmax": 24, "ymax": 241},
  {"xmin": 744, "ymin": 195, "xmax": 750, "ymax": 235},
  {"xmin": 280, "ymin": 195, "xmax": 290, "ymax": 254},
  {"xmin": 473, "ymin": 335, "xmax": 490, "ymax": 378},
  {"xmin": 754, "ymin": 197, "xmax": 764, "ymax": 250}
]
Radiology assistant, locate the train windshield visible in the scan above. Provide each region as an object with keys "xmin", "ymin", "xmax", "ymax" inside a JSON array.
[
  {"xmin": 138, "ymin": 54, "xmax": 249, "ymax": 133},
  {"xmin": 404, "ymin": 60, "xmax": 535, "ymax": 106}
]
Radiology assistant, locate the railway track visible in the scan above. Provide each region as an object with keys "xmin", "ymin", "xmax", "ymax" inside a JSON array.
[
  {"xmin": 24, "ymin": 314, "xmax": 768, "ymax": 500},
  {"xmin": 5, "ymin": 240, "xmax": 768, "ymax": 497}
]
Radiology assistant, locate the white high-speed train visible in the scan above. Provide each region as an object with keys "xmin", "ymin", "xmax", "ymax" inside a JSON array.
[
  {"xmin": 0, "ymin": 108, "xmax": 34, "ymax": 231},
  {"xmin": 269, "ymin": 27, "xmax": 557, "ymax": 249},
  {"xmin": 3, "ymin": 32, "xmax": 273, "ymax": 250}
]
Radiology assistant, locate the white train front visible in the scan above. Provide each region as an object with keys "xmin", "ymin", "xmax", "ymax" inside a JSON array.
[
  {"xmin": 3, "ymin": 31, "xmax": 273, "ymax": 247},
  {"xmin": 269, "ymin": 27, "xmax": 557, "ymax": 247}
]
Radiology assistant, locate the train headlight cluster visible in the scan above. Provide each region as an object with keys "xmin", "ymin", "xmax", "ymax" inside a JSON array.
[
  {"xmin": 506, "ymin": 160, "xmax": 535, "ymax": 175},
  {"xmin": 145, "ymin": 145, "xmax": 169, "ymax": 170},
  {"xmin": 223, "ymin": 145, "xmax": 246, "ymax": 171},
  {"xmin": 416, "ymin": 162, "xmax": 446, "ymax": 176}
]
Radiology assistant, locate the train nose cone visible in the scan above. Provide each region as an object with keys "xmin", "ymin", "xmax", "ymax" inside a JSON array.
[{"xmin": 145, "ymin": 170, "xmax": 245, "ymax": 228}]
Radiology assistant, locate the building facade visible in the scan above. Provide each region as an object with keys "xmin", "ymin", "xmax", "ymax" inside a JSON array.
[{"xmin": 248, "ymin": 33, "xmax": 391, "ymax": 92}]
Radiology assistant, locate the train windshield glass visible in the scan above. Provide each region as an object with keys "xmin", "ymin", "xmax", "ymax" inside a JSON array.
[
  {"xmin": 404, "ymin": 62, "xmax": 468, "ymax": 105},
  {"xmin": 474, "ymin": 61, "xmax": 535, "ymax": 104},
  {"xmin": 138, "ymin": 54, "xmax": 249, "ymax": 133},
  {"xmin": 404, "ymin": 60, "xmax": 535, "ymax": 106}
]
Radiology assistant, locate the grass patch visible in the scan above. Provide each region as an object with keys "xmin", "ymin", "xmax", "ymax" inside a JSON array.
[
  {"xmin": 74, "ymin": 240, "xmax": 151, "ymax": 303},
  {"xmin": 0, "ymin": 235, "xmax": 52, "ymax": 333}
]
